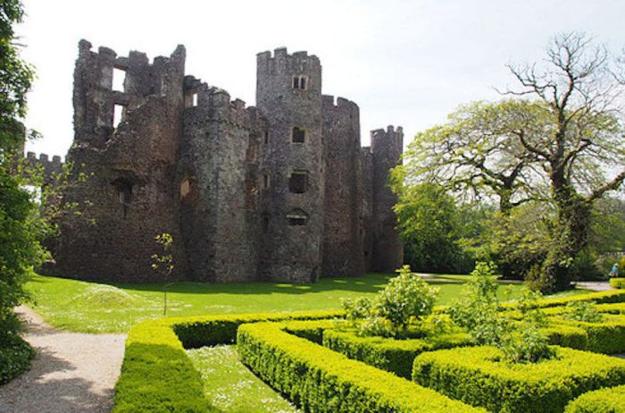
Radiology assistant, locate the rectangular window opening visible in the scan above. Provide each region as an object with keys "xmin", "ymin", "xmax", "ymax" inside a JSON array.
[
  {"xmin": 289, "ymin": 171, "xmax": 308, "ymax": 194},
  {"xmin": 300, "ymin": 77, "xmax": 306, "ymax": 89},
  {"xmin": 264, "ymin": 131, "xmax": 269, "ymax": 144},
  {"xmin": 287, "ymin": 215, "xmax": 308, "ymax": 226},
  {"xmin": 113, "ymin": 68, "xmax": 126, "ymax": 92},
  {"xmin": 263, "ymin": 174, "xmax": 270, "ymax": 189},
  {"xmin": 113, "ymin": 104, "xmax": 125, "ymax": 128},
  {"xmin": 192, "ymin": 93, "xmax": 198, "ymax": 107},
  {"xmin": 292, "ymin": 127, "xmax": 306, "ymax": 143},
  {"xmin": 293, "ymin": 77, "xmax": 299, "ymax": 89}
]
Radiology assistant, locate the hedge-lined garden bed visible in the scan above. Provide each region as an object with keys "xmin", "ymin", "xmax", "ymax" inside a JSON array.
[
  {"xmin": 237, "ymin": 321, "xmax": 485, "ymax": 413},
  {"xmin": 112, "ymin": 289, "xmax": 625, "ymax": 413},
  {"xmin": 113, "ymin": 310, "xmax": 343, "ymax": 413},
  {"xmin": 322, "ymin": 328, "xmax": 471, "ymax": 378},
  {"xmin": 412, "ymin": 345, "xmax": 625, "ymax": 413}
]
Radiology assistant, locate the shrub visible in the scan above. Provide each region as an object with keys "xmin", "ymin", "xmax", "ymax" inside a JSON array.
[
  {"xmin": 342, "ymin": 266, "xmax": 438, "ymax": 337},
  {"xmin": 611, "ymin": 278, "xmax": 625, "ymax": 289},
  {"xmin": 564, "ymin": 301, "xmax": 603, "ymax": 322},
  {"xmin": 540, "ymin": 323, "xmax": 588, "ymax": 350},
  {"xmin": 412, "ymin": 345, "xmax": 625, "ymax": 413},
  {"xmin": 565, "ymin": 384, "xmax": 625, "ymax": 412},
  {"xmin": 323, "ymin": 328, "xmax": 471, "ymax": 378},
  {"xmin": 238, "ymin": 321, "xmax": 484, "ymax": 413},
  {"xmin": 0, "ymin": 334, "xmax": 34, "ymax": 384},
  {"xmin": 114, "ymin": 310, "xmax": 343, "ymax": 412}
]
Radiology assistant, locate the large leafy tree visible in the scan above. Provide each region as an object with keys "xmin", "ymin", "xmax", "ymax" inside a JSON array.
[
  {"xmin": 0, "ymin": 1, "xmax": 44, "ymax": 337},
  {"xmin": 400, "ymin": 33, "xmax": 625, "ymax": 292}
]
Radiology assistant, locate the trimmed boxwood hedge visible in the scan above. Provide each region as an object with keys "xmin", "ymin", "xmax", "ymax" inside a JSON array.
[
  {"xmin": 500, "ymin": 289, "xmax": 625, "ymax": 311},
  {"xmin": 323, "ymin": 328, "xmax": 472, "ymax": 378},
  {"xmin": 611, "ymin": 278, "xmax": 625, "ymax": 289},
  {"xmin": 113, "ymin": 310, "xmax": 343, "ymax": 413},
  {"xmin": 0, "ymin": 334, "xmax": 35, "ymax": 384},
  {"xmin": 541, "ymin": 323, "xmax": 589, "ymax": 350},
  {"xmin": 237, "ymin": 321, "xmax": 485, "ymax": 413},
  {"xmin": 548, "ymin": 314, "xmax": 625, "ymax": 354},
  {"xmin": 565, "ymin": 384, "xmax": 625, "ymax": 412},
  {"xmin": 412, "ymin": 345, "xmax": 625, "ymax": 413}
]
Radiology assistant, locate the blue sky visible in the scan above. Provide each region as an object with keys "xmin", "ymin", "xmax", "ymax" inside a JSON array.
[{"xmin": 18, "ymin": 0, "xmax": 625, "ymax": 158}]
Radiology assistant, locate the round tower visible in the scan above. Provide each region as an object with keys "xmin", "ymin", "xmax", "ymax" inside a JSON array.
[{"xmin": 256, "ymin": 47, "xmax": 324, "ymax": 282}]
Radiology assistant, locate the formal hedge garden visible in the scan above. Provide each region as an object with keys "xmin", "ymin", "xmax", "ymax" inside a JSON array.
[{"xmin": 113, "ymin": 274, "xmax": 625, "ymax": 413}]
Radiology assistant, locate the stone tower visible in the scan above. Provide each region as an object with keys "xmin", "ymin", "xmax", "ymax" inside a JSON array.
[
  {"xmin": 256, "ymin": 48, "xmax": 324, "ymax": 282},
  {"xmin": 371, "ymin": 126, "xmax": 404, "ymax": 272}
]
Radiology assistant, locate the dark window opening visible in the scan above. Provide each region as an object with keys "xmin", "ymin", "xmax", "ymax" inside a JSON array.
[
  {"xmin": 287, "ymin": 215, "xmax": 308, "ymax": 226},
  {"xmin": 289, "ymin": 171, "xmax": 308, "ymax": 193},
  {"xmin": 111, "ymin": 178, "xmax": 133, "ymax": 218},
  {"xmin": 292, "ymin": 75, "xmax": 308, "ymax": 90},
  {"xmin": 292, "ymin": 127, "xmax": 305, "ymax": 143},
  {"xmin": 263, "ymin": 174, "xmax": 270, "ymax": 189},
  {"xmin": 264, "ymin": 131, "xmax": 269, "ymax": 144}
]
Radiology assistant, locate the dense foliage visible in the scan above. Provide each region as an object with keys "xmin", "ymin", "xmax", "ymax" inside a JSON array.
[
  {"xmin": 396, "ymin": 33, "xmax": 625, "ymax": 292},
  {"xmin": 0, "ymin": 0, "xmax": 44, "ymax": 383}
]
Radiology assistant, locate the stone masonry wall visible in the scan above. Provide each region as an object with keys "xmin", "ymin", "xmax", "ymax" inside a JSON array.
[{"xmin": 321, "ymin": 96, "xmax": 365, "ymax": 277}]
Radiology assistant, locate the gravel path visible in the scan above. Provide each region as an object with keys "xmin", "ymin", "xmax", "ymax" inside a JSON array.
[
  {"xmin": 0, "ymin": 306, "xmax": 126, "ymax": 413},
  {"xmin": 574, "ymin": 281, "xmax": 612, "ymax": 291}
]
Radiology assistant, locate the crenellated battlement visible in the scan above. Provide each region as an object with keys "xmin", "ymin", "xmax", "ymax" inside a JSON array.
[
  {"xmin": 256, "ymin": 47, "xmax": 321, "ymax": 77},
  {"xmin": 24, "ymin": 151, "xmax": 64, "ymax": 182}
]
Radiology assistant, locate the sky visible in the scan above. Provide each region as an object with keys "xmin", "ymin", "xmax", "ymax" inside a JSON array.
[{"xmin": 17, "ymin": 0, "xmax": 625, "ymax": 158}]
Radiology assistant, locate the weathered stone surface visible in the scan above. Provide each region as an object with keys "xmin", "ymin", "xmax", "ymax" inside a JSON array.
[{"xmin": 38, "ymin": 41, "xmax": 404, "ymax": 283}]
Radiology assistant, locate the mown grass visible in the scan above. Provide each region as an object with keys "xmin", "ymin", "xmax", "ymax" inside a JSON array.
[
  {"xmin": 187, "ymin": 345, "xmax": 298, "ymax": 413},
  {"xmin": 25, "ymin": 272, "xmax": 588, "ymax": 334}
]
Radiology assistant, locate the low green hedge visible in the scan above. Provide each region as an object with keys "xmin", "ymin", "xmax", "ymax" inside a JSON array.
[
  {"xmin": 412, "ymin": 345, "xmax": 625, "ymax": 413},
  {"xmin": 0, "ymin": 334, "xmax": 35, "ymax": 384},
  {"xmin": 611, "ymin": 278, "xmax": 625, "ymax": 289},
  {"xmin": 323, "ymin": 328, "xmax": 472, "ymax": 378},
  {"xmin": 549, "ymin": 314, "xmax": 625, "ymax": 354},
  {"xmin": 500, "ymin": 290, "xmax": 625, "ymax": 311},
  {"xmin": 565, "ymin": 384, "xmax": 625, "ymax": 412},
  {"xmin": 238, "ymin": 321, "xmax": 485, "ymax": 413},
  {"xmin": 113, "ymin": 310, "xmax": 344, "ymax": 413},
  {"xmin": 541, "ymin": 323, "xmax": 589, "ymax": 350}
]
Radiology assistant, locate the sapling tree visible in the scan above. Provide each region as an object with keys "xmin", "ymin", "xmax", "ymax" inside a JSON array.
[{"xmin": 151, "ymin": 232, "xmax": 174, "ymax": 316}]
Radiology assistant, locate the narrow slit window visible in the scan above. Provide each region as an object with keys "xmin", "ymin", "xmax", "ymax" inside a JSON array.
[
  {"xmin": 263, "ymin": 174, "xmax": 270, "ymax": 189},
  {"xmin": 300, "ymin": 77, "xmax": 306, "ymax": 89},
  {"xmin": 192, "ymin": 93, "xmax": 198, "ymax": 107},
  {"xmin": 287, "ymin": 213, "xmax": 308, "ymax": 226},
  {"xmin": 289, "ymin": 171, "xmax": 308, "ymax": 193},
  {"xmin": 113, "ymin": 104, "xmax": 125, "ymax": 128},
  {"xmin": 113, "ymin": 68, "xmax": 126, "ymax": 92},
  {"xmin": 292, "ymin": 127, "xmax": 305, "ymax": 143},
  {"xmin": 264, "ymin": 131, "xmax": 269, "ymax": 144},
  {"xmin": 293, "ymin": 77, "xmax": 299, "ymax": 89}
]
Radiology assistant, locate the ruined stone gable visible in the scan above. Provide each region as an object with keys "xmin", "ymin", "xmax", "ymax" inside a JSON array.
[{"xmin": 39, "ymin": 40, "xmax": 403, "ymax": 283}]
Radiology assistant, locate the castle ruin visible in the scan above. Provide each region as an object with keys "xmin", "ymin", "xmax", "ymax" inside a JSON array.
[{"xmin": 40, "ymin": 40, "xmax": 403, "ymax": 283}]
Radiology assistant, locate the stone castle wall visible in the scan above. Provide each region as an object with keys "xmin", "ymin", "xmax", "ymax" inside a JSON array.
[{"xmin": 41, "ymin": 40, "xmax": 404, "ymax": 283}]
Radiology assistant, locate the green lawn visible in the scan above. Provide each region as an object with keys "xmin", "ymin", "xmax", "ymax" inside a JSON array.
[
  {"xmin": 24, "ymin": 272, "xmax": 588, "ymax": 334},
  {"xmin": 187, "ymin": 345, "xmax": 298, "ymax": 413}
]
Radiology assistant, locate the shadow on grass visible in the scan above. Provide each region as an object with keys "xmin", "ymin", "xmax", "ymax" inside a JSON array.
[{"xmin": 113, "ymin": 273, "xmax": 396, "ymax": 296}]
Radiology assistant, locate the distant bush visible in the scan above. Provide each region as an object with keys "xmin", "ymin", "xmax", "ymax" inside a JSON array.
[
  {"xmin": 0, "ymin": 334, "xmax": 34, "ymax": 384},
  {"xmin": 611, "ymin": 278, "xmax": 625, "ymax": 289}
]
